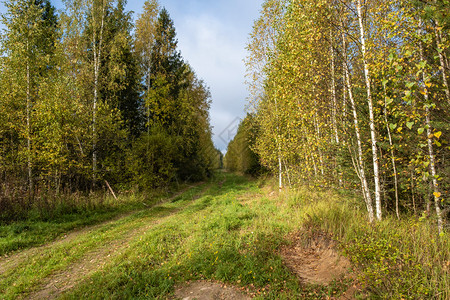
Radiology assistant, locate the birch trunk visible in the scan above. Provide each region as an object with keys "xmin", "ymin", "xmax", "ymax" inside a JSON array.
[
  {"xmin": 330, "ymin": 30, "xmax": 339, "ymax": 144},
  {"xmin": 342, "ymin": 29, "xmax": 374, "ymax": 222},
  {"xmin": 92, "ymin": 1, "xmax": 106, "ymax": 185},
  {"xmin": 432, "ymin": 0, "xmax": 450, "ymax": 104},
  {"xmin": 342, "ymin": 60, "xmax": 347, "ymax": 120},
  {"xmin": 26, "ymin": 42, "xmax": 32, "ymax": 194},
  {"xmin": 278, "ymin": 155, "xmax": 282, "ymax": 191},
  {"xmin": 356, "ymin": 0, "xmax": 382, "ymax": 221},
  {"xmin": 382, "ymin": 83, "xmax": 399, "ymax": 219},
  {"xmin": 419, "ymin": 39, "xmax": 444, "ymax": 234},
  {"xmin": 434, "ymin": 26, "xmax": 450, "ymax": 105},
  {"xmin": 147, "ymin": 65, "xmax": 151, "ymax": 133},
  {"xmin": 314, "ymin": 116, "xmax": 325, "ymax": 176}
]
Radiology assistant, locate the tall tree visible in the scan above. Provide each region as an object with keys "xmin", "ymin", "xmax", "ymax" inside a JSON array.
[
  {"xmin": 0, "ymin": 0, "xmax": 58, "ymax": 193},
  {"xmin": 135, "ymin": 0, "xmax": 160, "ymax": 131}
]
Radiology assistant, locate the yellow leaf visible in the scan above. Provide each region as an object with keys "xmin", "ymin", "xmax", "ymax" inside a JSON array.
[
  {"xmin": 433, "ymin": 192, "xmax": 441, "ymax": 198},
  {"xmin": 434, "ymin": 131, "xmax": 442, "ymax": 139}
]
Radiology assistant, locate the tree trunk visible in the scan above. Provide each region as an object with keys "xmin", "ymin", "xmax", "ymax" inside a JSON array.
[
  {"xmin": 434, "ymin": 25, "xmax": 450, "ymax": 105},
  {"xmin": 382, "ymin": 82, "xmax": 399, "ymax": 219},
  {"xmin": 419, "ymin": 35, "xmax": 444, "ymax": 234},
  {"xmin": 342, "ymin": 29, "xmax": 374, "ymax": 222},
  {"xmin": 26, "ymin": 48, "xmax": 32, "ymax": 195},
  {"xmin": 278, "ymin": 155, "xmax": 282, "ymax": 191},
  {"xmin": 92, "ymin": 1, "xmax": 106, "ymax": 186},
  {"xmin": 147, "ymin": 65, "xmax": 151, "ymax": 133},
  {"xmin": 330, "ymin": 29, "xmax": 339, "ymax": 144},
  {"xmin": 356, "ymin": 0, "xmax": 382, "ymax": 221}
]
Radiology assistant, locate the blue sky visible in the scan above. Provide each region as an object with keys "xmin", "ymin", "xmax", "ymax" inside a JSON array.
[{"xmin": 0, "ymin": 0, "xmax": 264, "ymax": 151}]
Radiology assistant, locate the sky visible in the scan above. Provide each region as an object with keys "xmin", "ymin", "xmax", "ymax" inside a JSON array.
[{"xmin": 0, "ymin": 0, "xmax": 264, "ymax": 151}]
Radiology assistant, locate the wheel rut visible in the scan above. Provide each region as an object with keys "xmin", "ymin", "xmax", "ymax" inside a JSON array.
[{"xmin": 0, "ymin": 182, "xmax": 209, "ymax": 299}]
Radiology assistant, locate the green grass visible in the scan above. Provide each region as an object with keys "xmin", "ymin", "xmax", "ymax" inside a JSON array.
[
  {"xmin": 291, "ymin": 185, "xmax": 450, "ymax": 299},
  {"xmin": 1, "ymin": 172, "xmax": 448, "ymax": 299},
  {"xmin": 0, "ymin": 183, "xmax": 198, "ymax": 256},
  {"xmin": 61, "ymin": 173, "xmax": 351, "ymax": 299},
  {"xmin": 0, "ymin": 182, "xmax": 209, "ymax": 298}
]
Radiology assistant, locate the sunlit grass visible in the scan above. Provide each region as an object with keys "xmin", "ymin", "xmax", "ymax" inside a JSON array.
[
  {"xmin": 62, "ymin": 173, "xmax": 350, "ymax": 299},
  {"xmin": 2, "ymin": 172, "xmax": 448, "ymax": 299}
]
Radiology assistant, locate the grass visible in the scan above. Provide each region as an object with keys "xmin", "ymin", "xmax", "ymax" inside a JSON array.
[
  {"xmin": 61, "ymin": 173, "xmax": 351, "ymax": 299},
  {"xmin": 0, "ymin": 182, "xmax": 197, "ymax": 256},
  {"xmin": 291, "ymin": 185, "xmax": 450, "ymax": 299},
  {"xmin": 1, "ymin": 172, "xmax": 449, "ymax": 299}
]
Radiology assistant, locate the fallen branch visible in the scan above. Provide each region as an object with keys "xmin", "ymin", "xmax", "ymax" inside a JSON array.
[{"xmin": 105, "ymin": 180, "xmax": 117, "ymax": 200}]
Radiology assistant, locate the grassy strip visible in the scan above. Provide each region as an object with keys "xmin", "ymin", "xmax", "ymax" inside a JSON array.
[
  {"xmin": 4, "ymin": 173, "xmax": 447, "ymax": 299},
  {"xmin": 0, "ymin": 183, "xmax": 208, "ymax": 298},
  {"xmin": 63, "ymin": 173, "xmax": 351, "ymax": 299},
  {"xmin": 0, "ymin": 183, "xmax": 198, "ymax": 256}
]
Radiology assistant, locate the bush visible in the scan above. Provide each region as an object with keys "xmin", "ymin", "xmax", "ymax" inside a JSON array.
[{"xmin": 128, "ymin": 126, "xmax": 177, "ymax": 190}]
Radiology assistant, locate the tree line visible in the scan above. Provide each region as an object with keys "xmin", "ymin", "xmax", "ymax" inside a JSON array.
[
  {"xmin": 0, "ymin": 0, "xmax": 220, "ymax": 221},
  {"xmin": 227, "ymin": 0, "xmax": 449, "ymax": 232}
]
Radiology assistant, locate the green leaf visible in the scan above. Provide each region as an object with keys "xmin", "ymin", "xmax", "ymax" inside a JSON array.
[
  {"xmin": 406, "ymin": 82, "xmax": 415, "ymax": 89},
  {"xmin": 418, "ymin": 128, "xmax": 424, "ymax": 135},
  {"xmin": 388, "ymin": 52, "xmax": 394, "ymax": 61},
  {"xmin": 389, "ymin": 123, "xmax": 397, "ymax": 131},
  {"xmin": 406, "ymin": 122, "xmax": 414, "ymax": 130}
]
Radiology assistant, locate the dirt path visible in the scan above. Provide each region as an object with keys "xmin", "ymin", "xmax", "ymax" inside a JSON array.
[
  {"xmin": 27, "ymin": 183, "xmax": 212, "ymax": 299},
  {"xmin": 0, "ymin": 213, "xmax": 131, "ymax": 277},
  {"xmin": 28, "ymin": 215, "xmax": 161, "ymax": 299},
  {"xmin": 0, "ymin": 183, "xmax": 204, "ymax": 277},
  {"xmin": 2, "ymin": 176, "xmax": 357, "ymax": 299},
  {"xmin": 0, "ymin": 182, "xmax": 208, "ymax": 299}
]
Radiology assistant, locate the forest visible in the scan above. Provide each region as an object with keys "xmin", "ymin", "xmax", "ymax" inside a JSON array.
[
  {"xmin": 1, "ymin": 0, "xmax": 450, "ymax": 299},
  {"xmin": 0, "ymin": 0, "xmax": 220, "ymax": 222},
  {"xmin": 226, "ymin": 0, "xmax": 450, "ymax": 233}
]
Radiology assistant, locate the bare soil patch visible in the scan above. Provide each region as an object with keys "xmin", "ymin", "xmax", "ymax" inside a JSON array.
[
  {"xmin": 173, "ymin": 281, "xmax": 251, "ymax": 300},
  {"xmin": 280, "ymin": 232, "xmax": 351, "ymax": 286}
]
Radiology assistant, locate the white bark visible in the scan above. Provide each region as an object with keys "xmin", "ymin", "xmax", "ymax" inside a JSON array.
[
  {"xmin": 26, "ymin": 43, "xmax": 32, "ymax": 193},
  {"xmin": 420, "ymin": 39, "xmax": 444, "ymax": 234},
  {"xmin": 356, "ymin": 0, "xmax": 382, "ymax": 221},
  {"xmin": 432, "ymin": 0, "xmax": 450, "ymax": 104},
  {"xmin": 314, "ymin": 116, "xmax": 325, "ymax": 176},
  {"xmin": 382, "ymin": 83, "xmax": 399, "ymax": 219},
  {"xmin": 92, "ymin": 0, "xmax": 106, "ymax": 184},
  {"xmin": 278, "ymin": 155, "xmax": 282, "ymax": 191},
  {"xmin": 434, "ymin": 26, "xmax": 450, "ymax": 105},
  {"xmin": 330, "ymin": 30, "xmax": 339, "ymax": 144},
  {"xmin": 342, "ymin": 30, "xmax": 374, "ymax": 222}
]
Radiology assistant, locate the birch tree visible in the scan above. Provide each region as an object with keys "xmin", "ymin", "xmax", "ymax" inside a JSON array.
[
  {"xmin": 0, "ymin": 0, "xmax": 57, "ymax": 193},
  {"xmin": 135, "ymin": 0, "xmax": 160, "ymax": 131}
]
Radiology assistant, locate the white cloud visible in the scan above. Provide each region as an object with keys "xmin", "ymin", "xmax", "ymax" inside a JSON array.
[{"xmin": 169, "ymin": 4, "xmax": 261, "ymax": 150}]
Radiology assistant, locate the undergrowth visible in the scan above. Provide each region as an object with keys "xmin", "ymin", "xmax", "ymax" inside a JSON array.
[{"xmin": 289, "ymin": 186, "xmax": 450, "ymax": 299}]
